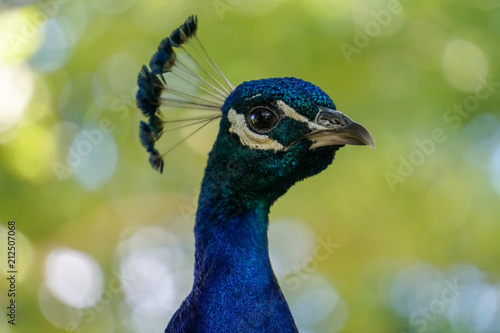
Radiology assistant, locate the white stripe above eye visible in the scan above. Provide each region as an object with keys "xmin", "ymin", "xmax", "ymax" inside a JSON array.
[
  {"xmin": 275, "ymin": 100, "xmax": 328, "ymax": 131},
  {"xmin": 275, "ymin": 100, "xmax": 310, "ymax": 123},
  {"xmin": 227, "ymin": 108, "xmax": 285, "ymax": 151}
]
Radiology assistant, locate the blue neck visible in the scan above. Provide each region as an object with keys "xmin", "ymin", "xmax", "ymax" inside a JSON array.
[
  {"xmin": 195, "ymin": 191, "xmax": 271, "ymax": 282},
  {"xmin": 167, "ymin": 172, "xmax": 298, "ymax": 332}
]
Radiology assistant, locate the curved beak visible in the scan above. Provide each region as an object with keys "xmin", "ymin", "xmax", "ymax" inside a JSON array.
[{"xmin": 306, "ymin": 107, "xmax": 375, "ymax": 150}]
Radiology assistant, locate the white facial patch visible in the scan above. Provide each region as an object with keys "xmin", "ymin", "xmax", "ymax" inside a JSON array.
[
  {"xmin": 227, "ymin": 100, "xmax": 330, "ymax": 151},
  {"xmin": 276, "ymin": 100, "xmax": 309, "ymax": 124},
  {"xmin": 228, "ymin": 108, "xmax": 285, "ymax": 151},
  {"xmin": 275, "ymin": 100, "xmax": 328, "ymax": 131}
]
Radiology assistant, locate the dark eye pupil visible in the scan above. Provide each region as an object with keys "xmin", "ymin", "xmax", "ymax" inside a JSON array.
[{"xmin": 249, "ymin": 108, "xmax": 279, "ymax": 132}]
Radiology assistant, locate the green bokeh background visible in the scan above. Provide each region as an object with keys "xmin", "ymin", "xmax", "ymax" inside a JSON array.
[{"xmin": 1, "ymin": 0, "xmax": 499, "ymax": 332}]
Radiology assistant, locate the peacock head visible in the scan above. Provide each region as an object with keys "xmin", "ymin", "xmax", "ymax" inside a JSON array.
[
  {"xmin": 137, "ymin": 15, "xmax": 374, "ymax": 205},
  {"xmin": 204, "ymin": 77, "xmax": 374, "ymax": 204}
]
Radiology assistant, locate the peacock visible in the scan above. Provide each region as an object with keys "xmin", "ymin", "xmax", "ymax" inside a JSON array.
[{"xmin": 136, "ymin": 15, "xmax": 374, "ymax": 333}]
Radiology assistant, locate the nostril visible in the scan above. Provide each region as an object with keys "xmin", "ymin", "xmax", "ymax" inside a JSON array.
[
  {"xmin": 319, "ymin": 116, "xmax": 339, "ymax": 126},
  {"xmin": 329, "ymin": 118, "xmax": 342, "ymax": 126},
  {"xmin": 316, "ymin": 110, "xmax": 346, "ymax": 128}
]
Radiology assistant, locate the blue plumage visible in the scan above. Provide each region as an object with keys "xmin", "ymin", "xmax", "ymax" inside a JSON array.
[
  {"xmin": 224, "ymin": 77, "xmax": 336, "ymax": 118},
  {"xmin": 136, "ymin": 15, "xmax": 374, "ymax": 332}
]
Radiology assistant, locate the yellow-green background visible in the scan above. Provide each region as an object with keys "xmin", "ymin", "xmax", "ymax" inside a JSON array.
[{"xmin": 1, "ymin": 0, "xmax": 499, "ymax": 332}]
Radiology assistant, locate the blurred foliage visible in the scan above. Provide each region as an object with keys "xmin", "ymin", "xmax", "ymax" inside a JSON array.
[{"xmin": 0, "ymin": 0, "xmax": 499, "ymax": 332}]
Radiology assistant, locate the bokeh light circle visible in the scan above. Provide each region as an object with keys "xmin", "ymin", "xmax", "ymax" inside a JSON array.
[
  {"xmin": 490, "ymin": 143, "xmax": 500, "ymax": 195},
  {"xmin": 269, "ymin": 217, "xmax": 317, "ymax": 280},
  {"xmin": 442, "ymin": 39, "xmax": 489, "ymax": 93},
  {"xmin": 0, "ymin": 61, "xmax": 34, "ymax": 133},
  {"xmin": 69, "ymin": 126, "xmax": 119, "ymax": 190},
  {"xmin": 45, "ymin": 248, "xmax": 104, "ymax": 309}
]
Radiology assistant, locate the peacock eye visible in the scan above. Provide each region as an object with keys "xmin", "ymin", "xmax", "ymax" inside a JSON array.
[{"xmin": 247, "ymin": 107, "xmax": 280, "ymax": 134}]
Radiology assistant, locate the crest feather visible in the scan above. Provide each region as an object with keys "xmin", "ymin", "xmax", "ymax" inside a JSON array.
[
  {"xmin": 136, "ymin": 65, "xmax": 163, "ymax": 117},
  {"xmin": 139, "ymin": 121, "xmax": 156, "ymax": 152},
  {"xmin": 148, "ymin": 149, "xmax": 165, "ymax": 173},
  {"xmin": 136, "ymin": 15, "xmax": 231, "ymax": 173}
]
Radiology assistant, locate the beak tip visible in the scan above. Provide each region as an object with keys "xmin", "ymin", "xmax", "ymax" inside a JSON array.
[
  {"xmin": 365, "ymin": 137, "xmax": 376, "ymax": 149},
  {"xmin": 353, "ymin": 124, "xmax": 375, "ymax": 150}
]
